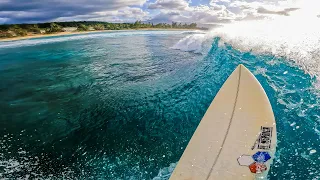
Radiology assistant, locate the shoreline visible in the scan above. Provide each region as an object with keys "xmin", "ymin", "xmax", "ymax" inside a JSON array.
[{"xmin": 0, "ymin": 28, "xmax": 200, "ymax": 42}]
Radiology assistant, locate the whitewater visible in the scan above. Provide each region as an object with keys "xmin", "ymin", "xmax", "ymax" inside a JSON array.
[{"xmin": 173, "ymin": 1, "xmax": 320, "ymax": 89}]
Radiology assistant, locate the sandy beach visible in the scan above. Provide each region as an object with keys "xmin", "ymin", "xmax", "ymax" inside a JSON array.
[{"xmin": 0, "ymin": 28, "xmax": 198, "ymax": 42}]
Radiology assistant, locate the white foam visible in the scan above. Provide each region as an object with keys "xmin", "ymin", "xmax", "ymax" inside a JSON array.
[
  {"xmin": 172, "ymin": 34, "xmax": 209, "ymax": 53},
  {"xmin": 310, "ymin": 149, "xmax": 317, "ymax": 154},
  {"xmin": 290, "ymin": 122, "xmax": 297, "ymax": 127},
  {"xmin": 152, "ymin": 163, "xmax": 176, "ymax": 180},
  {"xmin": 213, "ymin": 14, "xmax": 320, "ymax": 78},
  {"xmin": 174, "ymin": 0, "xmax": 320, "ymax": 84}
]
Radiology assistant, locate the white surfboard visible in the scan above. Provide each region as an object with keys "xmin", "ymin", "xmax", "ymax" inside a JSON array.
[{"xmin": 170, "ymin": 64, "xmax": 277, "ymax": 180}]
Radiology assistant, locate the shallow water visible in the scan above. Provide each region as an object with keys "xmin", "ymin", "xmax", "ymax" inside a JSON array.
[{"xmin": 0, "ymin": 31, "xmax": 319, "ymax": 179}]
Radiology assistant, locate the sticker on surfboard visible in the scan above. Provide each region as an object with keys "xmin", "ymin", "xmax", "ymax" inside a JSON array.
[
  {"xmin": 237, "ymin": 151, "xmax": 271, "ymax": 174},
  {"xmin": 252, "ymin": 126, "xmax": 273, "ymax": 150},
  {"xmin": 237, "ymin": 126, "xmax": 274, "ymax": 174}
]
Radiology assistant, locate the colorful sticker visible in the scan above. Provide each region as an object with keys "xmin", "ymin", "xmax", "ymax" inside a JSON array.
[
  {"xmin": 249, "ymin": 162, "xmax": 267, "ymax": 174},
  {"xmin": 237, "ymin": 151, "xmax": 271, "ymax": 174}
]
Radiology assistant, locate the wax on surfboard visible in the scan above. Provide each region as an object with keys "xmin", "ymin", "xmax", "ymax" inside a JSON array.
[{"xmin": 170, "ymin": 64, "xmax": 277, "ymax": 180}]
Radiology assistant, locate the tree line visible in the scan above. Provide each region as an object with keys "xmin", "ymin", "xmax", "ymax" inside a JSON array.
[{"xmin": 0, "ymin": 21, "xmax": 204, "ymax": 38}]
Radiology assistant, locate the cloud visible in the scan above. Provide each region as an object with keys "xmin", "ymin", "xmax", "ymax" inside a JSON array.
[
  {"xmin": 0, "ymin": 0, "xmax": 146, "ymax": 23},
  {"xmin": 54, "ymin": 7, "xmax": 149, "ymax": 23},
  {"xmin": 0, "ymin": 0, "xmax": 146, "ymax": 12},
  {"xmin": 149, "ymin": 3, "xmax": 236, "ymax": 26},
  {"xmin": 219, "ymin": 0, "xmax": 299, "ymax": 21},
  {"xmin": 0, "ymin": 0, "xmax": 303, "ymax": 26},
  {"xmin": 167, "ymin": 11, "xmax": 181, "ymax": 16},
  {"xmin": 210, "ymin": 0, "xmax": 231, "ymax": 4},
  {"xmin": 0, "ymin": 18, "xmax": 8, "ymax": 24},
  {"xmin": 147, "ymin": 0, "xmax": 301, "ymax": 27},
  {"xmin": 148, "ymin": 0, "xmax": 189, "ymax": 10},
  {"xmin": 257, "ymin": 7, "xmax": 299, "ymax": 16}
]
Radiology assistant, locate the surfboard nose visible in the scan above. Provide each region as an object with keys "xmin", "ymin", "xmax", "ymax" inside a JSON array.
[{"xmin": 237, "ymin": 64, "xmax": 246, "ymax": 72}]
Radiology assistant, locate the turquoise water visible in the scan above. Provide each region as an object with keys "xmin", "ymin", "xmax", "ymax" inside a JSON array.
[{"xmin": 0, "ymin": 31, "xmax": 319, "ymax": 179}]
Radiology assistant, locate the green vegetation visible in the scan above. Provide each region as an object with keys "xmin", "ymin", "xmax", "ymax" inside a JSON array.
[
  {"xmin": 6, "ymin": 25, "xmax": 28, "ymax": 36},
  {"xmin": 93, "ymin": 24, "xmax": 104, "ymax": 30},
  {"xmin": 77, "ymin": 24, "xmax": 90, "ymax": 31},
  {"xmin": 0, "ymin": 31, "xmax": 14, "ymax": 38},
  {"xmin": 45, "ymin": 23, "xmax": 64, "ymax": 33},
  {"xmin": 0, "ymin": 21, "xmax": 206, "ymax": 39},
  {"xmin": 25, "ymin": 24, "xmax": 41, "ymax": 34}
]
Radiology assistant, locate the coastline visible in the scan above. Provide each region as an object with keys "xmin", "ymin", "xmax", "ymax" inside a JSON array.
[{"xmin": 0, "ymin": 28, "xmax": 199, "ymax": 42}]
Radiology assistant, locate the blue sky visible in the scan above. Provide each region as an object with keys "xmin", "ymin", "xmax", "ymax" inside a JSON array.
[{"xmin": 0, "ymin": 0, "xmax": 300, "ymax": 26}]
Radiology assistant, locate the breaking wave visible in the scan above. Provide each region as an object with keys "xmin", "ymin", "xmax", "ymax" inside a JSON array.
[
  {"xmin": 1, "ymin": 1, "xmax": 320, "ymax": 178},
  {"xmin": 0, "ymin": 30, "xmax": 192, "ymax": 49},
  {"xmin": 171, "ymin": 34, "xmax": 207, "ymax": 53},
  {"xmin": 173, "ymin": 2, "xmax": 320, "ymax": 87}
]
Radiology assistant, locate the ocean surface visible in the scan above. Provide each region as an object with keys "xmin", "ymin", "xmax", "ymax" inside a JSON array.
[{"xmin": 0, "ymin": 29, "xmax": 319, "ymax": 179}]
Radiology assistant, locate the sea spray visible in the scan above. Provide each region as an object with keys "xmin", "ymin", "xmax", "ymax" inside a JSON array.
[
  {"xmin": 173, "ymin": 0, "xmax": 320, "ymax": 87},
  {"xmin": 171, "ymin": 34, "xmax": 210, "ymax": 53}
]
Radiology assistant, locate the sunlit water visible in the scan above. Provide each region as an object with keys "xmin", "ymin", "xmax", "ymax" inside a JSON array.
[{"xmin": 0, "ymin": 29, "xmax": 319, "ymax": 179}]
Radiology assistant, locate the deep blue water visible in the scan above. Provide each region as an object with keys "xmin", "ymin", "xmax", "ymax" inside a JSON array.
[{"xmin": 0, "ymin": 31, "xmax": 319, "ymax": 179}]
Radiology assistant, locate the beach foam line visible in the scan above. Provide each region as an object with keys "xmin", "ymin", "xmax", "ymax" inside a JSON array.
[{"xmin": 0, "ymin": 30, "xmax": 195, "ymax": 49}]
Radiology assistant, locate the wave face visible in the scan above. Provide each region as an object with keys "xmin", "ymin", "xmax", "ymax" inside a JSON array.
[
  {"xmin": 181, "ymin": 38, "xmax": 320, "ymax": 179},
  {"xmin": 0, "ymin": 27, "xmax": 320, "ymax": 180}
]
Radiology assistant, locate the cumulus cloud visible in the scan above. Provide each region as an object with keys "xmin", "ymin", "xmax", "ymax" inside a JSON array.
[
  {"xmin": 211, "ymin": 0, "xmax": 299, "ymax": 21},
  {"xmin": 147, "ymin": 0, "xmax": 300, "ymax": 27},
  {"xmin": 149, "ymin": 1, "xmax": 238, "ymax": 26},
  {"xmin": 257, "ymin": 7, "xmax": 299, "ymax": 16},
  {"xmin": 0, "ymin": 0, "xmax": 303, "ymax": 26},
  {"xmin": 148, "ymin": 0, "xmax": 189, "ymax": 10},
  {"xmin": 210, "ymin": 0, "xmax": 231, "ymax": 4}
]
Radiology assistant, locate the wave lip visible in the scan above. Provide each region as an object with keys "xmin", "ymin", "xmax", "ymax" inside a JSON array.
[{"xmin": 171, "ymin": 34, "xmax": 209, "ymax": 53}]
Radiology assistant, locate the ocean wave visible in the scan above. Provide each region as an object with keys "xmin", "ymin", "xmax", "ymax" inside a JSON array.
[
  {"xmin": 181, "ymin": 30, "xmax": 207, "ymax": 35},
  {"xmin": 0, "ymin": 30, "xmax": 188, "ymax": 49},
  {"xmin": 173, "ymin": 2, "xmax": 320, "ymax": 85},
  {"xmin": 171, "ymin": 34, "xmax": 211, "ymax": 53}
]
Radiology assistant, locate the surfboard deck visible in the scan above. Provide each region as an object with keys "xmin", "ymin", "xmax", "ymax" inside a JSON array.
[{"xmin": 170, "ymin": 64, "xmax": 277, "ymax": 180}]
